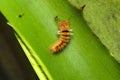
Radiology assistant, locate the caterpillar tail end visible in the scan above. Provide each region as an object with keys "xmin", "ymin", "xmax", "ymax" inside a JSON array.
[{"xmin": 50, "ymin": 46, "xmax": 57, "ymax": 54}]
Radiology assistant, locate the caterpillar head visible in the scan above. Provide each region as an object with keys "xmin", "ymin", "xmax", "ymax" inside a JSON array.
[
  {"xmin": 59, "ymin": 22, "xmax": 69, "ymax": 27},
  {"xmin": 58, "ymin": 21, "xmax": 70, "ymax": 31}
]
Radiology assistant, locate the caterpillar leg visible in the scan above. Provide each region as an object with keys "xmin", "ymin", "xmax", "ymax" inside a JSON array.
[
  {"xmin": 57, "ymin": 31, "xmax": 60, "ymax": 35},
  {"xmin": 70, "ymin": 29, "xmax": 73, "ymax": 31}
]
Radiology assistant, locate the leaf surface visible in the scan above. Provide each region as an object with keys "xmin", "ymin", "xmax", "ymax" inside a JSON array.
[{"xmin": 0, "ymin": 0, "xmax": 120, "ymax": 80}]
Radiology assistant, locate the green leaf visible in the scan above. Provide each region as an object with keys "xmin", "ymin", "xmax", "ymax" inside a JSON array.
[
  {"xmin": 69, "ymin": 0, "xmax": 120, "ymax": 62},
  {"xmin": 1, "ymin": 0, "xmax": 120, "ymax": 80}
]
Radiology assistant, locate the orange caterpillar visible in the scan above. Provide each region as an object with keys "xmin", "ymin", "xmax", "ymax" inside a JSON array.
[{"xmin": 50, "ymin": 16, "xmax": 72, "ymax": 53}]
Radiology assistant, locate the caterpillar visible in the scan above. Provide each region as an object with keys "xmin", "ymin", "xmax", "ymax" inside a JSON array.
[{"xmin": 50, "ymin": 16, "xmax": 72, "ymax": 53}]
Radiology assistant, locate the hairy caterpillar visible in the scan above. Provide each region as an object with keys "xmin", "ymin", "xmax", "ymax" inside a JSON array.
[{"xmin": 50, "ymin": 16, "xmax": 72, "ymax": 53}]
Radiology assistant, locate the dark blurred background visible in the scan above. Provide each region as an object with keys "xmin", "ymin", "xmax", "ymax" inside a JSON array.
[{"xmin": 0, "ymin": 12, "xmax": 39, "ymax": 80}]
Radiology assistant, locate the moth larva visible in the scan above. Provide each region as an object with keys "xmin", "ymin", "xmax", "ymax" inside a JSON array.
[{"xmin": 50, "ymin": 16, "xmax": 72, "ymax": 53}]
